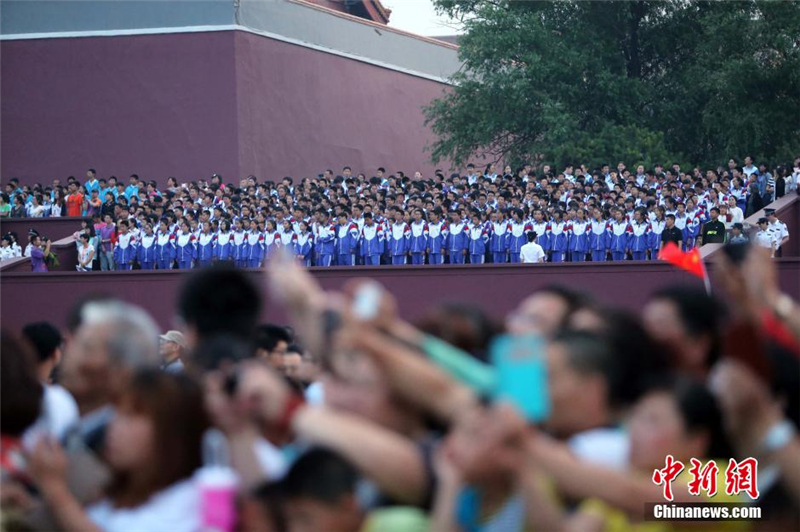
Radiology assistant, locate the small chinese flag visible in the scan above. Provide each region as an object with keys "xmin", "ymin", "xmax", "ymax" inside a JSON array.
[{"xmin": 658, "ymin": 242, "xmax": 706, "ymax": 279}]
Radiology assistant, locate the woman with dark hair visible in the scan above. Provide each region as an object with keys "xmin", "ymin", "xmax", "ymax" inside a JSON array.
[
  {"xmin": 30, "ymin": 369, "xmax": 211, "ymax": 532},
  {"xmin": 745, "ymin": 182, "xmax": 764, "ymax": 218},
  {"xmin": 52, "ymin": 188, "xmax": 66, "ymax": 218},
  {"xmin": 11, "ymin": 195, "xmax": 26, "ymax": 218},
  {"xmin": 1, "ymin": 331, "xmax": 45, "ymax": 521},
  {"xmin": 517, "ymin": 377, "xmax": 741, "ymax": 531}
]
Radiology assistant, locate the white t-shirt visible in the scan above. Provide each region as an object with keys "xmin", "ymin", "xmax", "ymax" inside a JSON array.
[
  {"xmin": 87, "ymin": 478, "xmax": 200, "ymax": 532},
  {"xmin": 78, "ymin": 244, "xmax": 95, "ymax": 270},
  {"xmin": 253, "ymin": 438, "xmax": 288, "ymax": 480},
  {"xmin": 568, "ymin": 428, "xmax": 629, "ymax": 471},
  {"xmin": 520, "ymin": 242, "xmax": 545, "ymax": 263},
  {"xmin": 728, "ymin": 206, "xmax": 744, "ymax": 225},
  {"xmin": 22, "ymin": 384, "xmax": 81, "ymax": 448}
]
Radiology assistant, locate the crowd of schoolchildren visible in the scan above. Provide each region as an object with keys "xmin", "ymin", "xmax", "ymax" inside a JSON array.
[
  {"xmin": 2, "ymin": 247, "xmax": 800, "ymax": 532},
  {"xmin": 1, "ymin": 156, "xmax": 797, "ymax": 269}
]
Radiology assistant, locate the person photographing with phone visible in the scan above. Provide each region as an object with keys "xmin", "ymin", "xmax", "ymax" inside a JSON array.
[{"xmin": 29, "ymin": 232, "xmax": 52, "ymax": 272}]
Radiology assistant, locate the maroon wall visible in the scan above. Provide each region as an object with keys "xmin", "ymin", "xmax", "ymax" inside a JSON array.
[
  {"xmin": 1, "ymin": 32, "xmax": 239, "ymax": 185},
  {"xmin": 0, "ymin": 217, "xmax": 87, "ymax": 242},
  {"xmin": 233, "ymin": 31, "xmax": 449, "ymax": 180},
  {"xmin": 2, "ymin": 260, "xmax": 798, "ymax": 332},
  {"xmin": 2, "ymin": 30, "xmax": 449, "ymax": 187}
]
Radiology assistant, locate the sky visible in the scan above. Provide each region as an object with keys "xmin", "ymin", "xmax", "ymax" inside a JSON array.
[{"xmin": 382, "ymin": 0, "xmax": 462, "ymax": 37}]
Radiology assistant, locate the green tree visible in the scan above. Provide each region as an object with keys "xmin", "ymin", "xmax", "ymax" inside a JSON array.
[{"xmin": 425, "ymin": 0, "xmax": 800, "ymax": 169}]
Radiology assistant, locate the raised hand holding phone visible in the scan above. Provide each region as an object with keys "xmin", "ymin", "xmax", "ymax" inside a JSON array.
[{"xmin": 490, "ymin": 334, "xmax": 550, "ymax": 423}]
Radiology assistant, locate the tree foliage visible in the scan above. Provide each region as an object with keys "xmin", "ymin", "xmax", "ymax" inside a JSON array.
[{"xmin": 425, "ymin": 0, "xmax": 800, "ymax": 169}]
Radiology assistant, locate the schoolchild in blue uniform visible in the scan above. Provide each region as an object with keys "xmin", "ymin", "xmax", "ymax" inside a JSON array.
[
  {"xmin": 467, "ymin": 212, "xmax": 489, "ymax": 264},
  {"xmin": 246, "ymin": 219, "xmax": 264, "ymax": 268},
  {"xmin": 314, "ymin": 210, "xmax": 336, "ymax": 267},
  {"xmin": 548, "ymin": 210, "xmax": 568, "ymax": 263},
  {"xmin": 155, "ymin": 219, "xmax": 175, "ymax": 270},
  {"xmin": 359, "ymin": 212, "xmax": 384, "ymax": 266},
  {"xmin": 507, "ymin": 209, "xmax": 532, "ymax": 263},
  {"xmin": 589, "ymin": 207, "xmax": 608, "ymax": 262},
  {"xmin": 263, "ymin": 220, "xmax": 281, "ymax": 263},
  {"xmin": 196, "ymin": 222, "xmax": 216, "ymax": 267},
  {"xmin": 684, "ymin": 200, "xmax": 703, "ymax": 252},
  {"xmin": 489, "ymin": 210, "xmax": 509, "ymax": 263},
  {"xmin": 175, "ymin": 220, "xmax": 196, "ymax": 270},
  {"xmin": 113, "ymin": 220, "xmax": 137, "ymax": 271},
  {"xmin": 608, "ymin": 208, "xmax": 631, "ymax": 261},
  {"xmin": 567, "ymin": 208, "xmax": 590, "ymax": 262},
  {"xmin": 447, "ymin": 210, "xmax": 468, "ymax": 264},
  {"xmin": 279, "ymin": 220, "xmax": 295, "ymax": 251},
  {"xmin": 629, "ymin": 208, "xmax": 651, "ymax": 261},
  {"xmin": 215, "ymin": 220, "xmax": 234, "ymax": 262},
  {"xmin": 232, "ymin": 218, "xmax": 248, "ymax": 268},
  {"xmin": 335, "ymin": 212, "xmax": 359, "ymax": 266},
  {"xmin": 529, "ymin": 209, "xmax": 550, "ymax": 257},
  {"xmin": 408, "ymin": 209, "xmax": 429, "ymax": 265},
  {"xmin": 649, "ymin": 206, "xmax": 666, "ymax": 261},
  {"xmin": 294, "ymin": 220, "xmax": 314, "ymax": 267},
  {"xmin": 426, "ymin": 208, "xmax": 448, "ymax": 265},
  {"xmin": 389, "ymin": 209, "xmax": 410, "ymax": 265},
  {"xmin": 136, "ymin": 221, "xmax": 157, "ymax": 270},
  {"xmin": 673, "ymin": 202, "xmax": 690, "ymax": 250}
]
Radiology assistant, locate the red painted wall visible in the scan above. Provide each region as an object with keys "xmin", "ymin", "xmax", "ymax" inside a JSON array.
[
  {"xmin": 233, "ymin": 31, "xmax": 448, "ymax": 181},
  {"xmin": 1, "ymin": 32, "xmax": 240, "ymax": 185},
  {"xmin": 1, "ymin": 30, "xmax": 449, "ymax": 187},
  {"xmin": 2, "ymin": 261, "xmax": 799, "ymax": 332}
]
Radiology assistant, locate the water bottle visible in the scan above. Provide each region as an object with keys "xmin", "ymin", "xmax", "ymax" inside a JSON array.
[{"xmin": 196, "ymin": 429, "xmax": 239, "ymax": 532}]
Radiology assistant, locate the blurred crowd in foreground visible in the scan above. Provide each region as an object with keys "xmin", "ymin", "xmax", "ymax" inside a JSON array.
[{"xmin": 1, "ymin": 242, "xmax": 799, "ymax": 532}]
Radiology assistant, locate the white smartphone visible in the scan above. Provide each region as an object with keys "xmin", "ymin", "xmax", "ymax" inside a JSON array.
[{"xmin": 352, "ymin": 282, "xmax": 382, "ymax": 320}]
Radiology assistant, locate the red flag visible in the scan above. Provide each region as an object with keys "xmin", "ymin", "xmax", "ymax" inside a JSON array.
[{"xmin": 658, "ymin": 242, "xmax": 706, "ymax": 279}]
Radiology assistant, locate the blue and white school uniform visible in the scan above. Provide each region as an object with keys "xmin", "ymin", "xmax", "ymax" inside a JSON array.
[
  {"xmin": 447, "ymin": 222, "xmax": 468, "ymax": 264},
  {"xmin": 215, "ymin": 231, "xmax": 233, "ymax": 262},
  {"xmin": 507, "ymin": 222, "xmax": 531, "ymax": 263},
  {"xmin": 389, "ymin": 222, "xmax": 410, "ymax": 266},
  {"xmin": 113, "ymin": 233, "xmax": 137, "ymax": 271},
  {"xmin": 314, "ymin": 223, "xmax": 336, "ymax": 267},
  {"xmin": 155, "ymin": 231, "xmax": 175, "ymax": 270},
  {"xmin": 548, "ymin": 221, "xmax": 568, "ymax": 263},
  {"xmin": 175, "ymin": 232, "xmax": 196, "ymax": 270},
  {"xmin": 263, "ymin": 231, "xmax": 281, "ymax": 263},
  {"xmin": 427, "ymin": 221, "xmax": 448, "ymax": 265},
  {"xmin": 674, "ymin": 213, "xmax": 689, "ymax": 249},
  {"xmin": 279, "ymin": 231, "xmax": 295, "ymax": 250},
  {"xmin": 294, "ymin": 232, "xmax": 314, "ymax": 267},
  {"xmin": 136, "ymin": 233, "xmax": 157, "ymax": 270},
  {"xmin": 359, "ymin": 224, "xmax": 384, "ymax": 266},
  {"xmin": 530, "ymin": 221, "xmax": 549, "ymax": 254},
  {"xmin": 649, "ymin": 219, "xmax": 666, "ymax": 261},
  {"xmin": 684, "ymin": 211, "xmax": 702, "ymax": 251},
  {"xmin": 629, "ymin": 221, "xmax": 651, "ymax": 260},
  {"xmin": 408, "ymin": 221, "xmax": 429, "ymax": 265},
  {"xmin": 608, "ymin": 220, "xmax": 631, "ymax": 261},
  {"xmin": 568, "ymin": 220, "xmax": 590, "ymax": 262},
  {"xmin": 467, "ymin": 223, "xmax": 489, "ymax": 264},
  {"xmin": 490, "ymin": 221, "xmax": 509, "ymax": 263},
  {"xmin": 232, "ymin": 230, "xmax": 248, "ymax": 268},
  {"xmin": 246, "ymin": 231, "xmax": 265, "ymax": 268},
  {"xmin": 589, "ymin": 220, "xmax": 609, "ymax": 262},
  {"xmin": 197, "ymin": 232, "xmax": 216, "ymax": 267},
  {"xmin": 335, "ymin": 223, "xmax": 359, "ymax": 266}
]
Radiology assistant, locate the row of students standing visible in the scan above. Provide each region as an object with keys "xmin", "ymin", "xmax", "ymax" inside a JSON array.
[{"xmin": 105, "ymin": 204, "xmax": 710, "ymax": 270}]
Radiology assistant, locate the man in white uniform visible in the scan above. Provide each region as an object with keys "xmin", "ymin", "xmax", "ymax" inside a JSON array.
[
  {"xmin": 520, "ymin": 231, "xmax": 546, "ymax": 263},
  {"xmin": 765, "ymin": 208, "xmax": 790, "ymax": 257}
]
